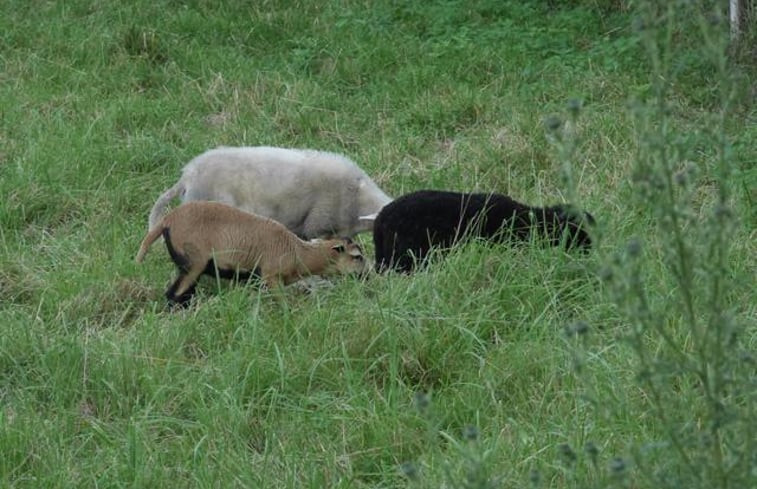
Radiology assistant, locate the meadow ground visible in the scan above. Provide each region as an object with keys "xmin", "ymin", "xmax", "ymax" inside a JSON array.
[{"xmin": 0, "ymin": 1, "xmax": 755, "ymax": 487}]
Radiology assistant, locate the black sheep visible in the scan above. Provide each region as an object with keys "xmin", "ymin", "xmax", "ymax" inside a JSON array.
[{"xmin": 373, "ymin": 190, "xmax": 594, "ymax": 273}]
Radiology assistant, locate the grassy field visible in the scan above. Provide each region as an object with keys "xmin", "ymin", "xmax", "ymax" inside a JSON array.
[{"xmin": 1, "ymin": 0, "xmax": 755, "ymax": 487}]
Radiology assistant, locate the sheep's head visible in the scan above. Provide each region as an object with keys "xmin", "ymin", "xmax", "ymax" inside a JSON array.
[
  {"xmin": 322, "ymin": 237, "xmax": 371, "ymax": 277},
  {"xmin": 551, "ymin": 205, "xmax": 595, "ymax": 251}
]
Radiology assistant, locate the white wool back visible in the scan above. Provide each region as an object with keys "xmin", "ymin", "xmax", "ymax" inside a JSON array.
[{"xmin": 168, "ymin": 146, "xmax": 391, "ymax": 238}]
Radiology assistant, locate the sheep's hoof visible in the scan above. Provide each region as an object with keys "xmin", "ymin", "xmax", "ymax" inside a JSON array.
[
  {"xmin": 291, "ymin": 276, "xmax": 334, "ymax": 294},
  {"xmin": 166, "ymin": 298, "xmax": 192, "ymax": 310},
  {"xmin": 165, "ymin": 290, "xmax": 195, "ymax": 310}
]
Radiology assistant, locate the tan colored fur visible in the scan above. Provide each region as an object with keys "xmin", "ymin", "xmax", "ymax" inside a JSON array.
[{"xmin": 137, "ymin": 201, "xmax": 368, "ymax": 302}]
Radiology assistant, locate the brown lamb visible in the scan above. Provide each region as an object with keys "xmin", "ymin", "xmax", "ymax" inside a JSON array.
[{"xmin": 137, "ymin": 201, "xmax": 368, "ymax": 306}]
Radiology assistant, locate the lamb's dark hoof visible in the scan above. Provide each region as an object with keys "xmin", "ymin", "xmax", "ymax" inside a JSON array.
[{"xmin": 165, "ymin": 286, "xmax": 196, "ymax": 310}]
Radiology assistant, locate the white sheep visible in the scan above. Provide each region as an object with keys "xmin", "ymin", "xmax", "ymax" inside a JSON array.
[
  {"xmin": 137, "ymin": 201, "xmax": 369, "ymax": 307},
  {"xmin": 147, "ymin": 146, "xmax": 392, "ymax": 239}
]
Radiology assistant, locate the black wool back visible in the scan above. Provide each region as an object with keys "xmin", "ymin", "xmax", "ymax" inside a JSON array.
[{"xmin": 373, "ymin": 190, "xmax": 593, "ymax": 273}]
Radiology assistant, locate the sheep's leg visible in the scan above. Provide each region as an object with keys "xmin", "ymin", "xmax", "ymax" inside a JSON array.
[
  {"xmin": 166, "ymin": 274, "xmax": 189, "ymax": 307},
  {"xmin": 165, "ymin": 275, "xmax": 197, "ymax": 308},
  {"xmin": 166, "ymin": 265, "xmax": 205, "ymax": 307},
  {"xmin": 173, "ymin": 265, "xmax": 205, "ymax": 297},
  {"xmin": 261, "ymin": 271, "xmax": 283, "ymax": 290},
  {"xmin": 393, "ymin": 253, "xmax": 417, "ymax": 273},
  {"xmin": 375, "ymin": 230, "xmax": 416, "ymax": 273},
  {"xmin": 373, "ymin": 226, "xmax": 387, "ymax": 272}
]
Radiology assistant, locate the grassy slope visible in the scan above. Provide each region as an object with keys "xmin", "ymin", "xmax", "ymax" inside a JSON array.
[{"xmin": 0, "ymin": 1, "xmax": 754, "ymax": 487}]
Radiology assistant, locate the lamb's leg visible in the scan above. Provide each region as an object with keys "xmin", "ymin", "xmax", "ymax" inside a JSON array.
[
  {"xmin": 166, "ymin": 274, "xmax": 190, "ymax": 307},
  {"xmin": 166, "ymin": 265, "xmax": 205, "ymax": 307},
  {"xmin": 261, "ymin": 271, "xmax": 283, "ymax": 290},
  {"xmin": 165, "ymin": 275, "xmax": 196, "ymax": 308}
]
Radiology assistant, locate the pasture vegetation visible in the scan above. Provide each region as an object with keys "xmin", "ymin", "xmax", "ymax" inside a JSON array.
[{"xmin": 0, "ymin": 0, "xmax": 754, "ymax": 487}]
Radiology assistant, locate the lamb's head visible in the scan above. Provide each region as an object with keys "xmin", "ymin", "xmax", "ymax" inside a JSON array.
[
  {"xmin": 318, "ymin": 237, "xmax": 371, "ymax": 277},
  {"xmin": 549, "ymin": 205, "xmax": 595, "ymax": 251}
]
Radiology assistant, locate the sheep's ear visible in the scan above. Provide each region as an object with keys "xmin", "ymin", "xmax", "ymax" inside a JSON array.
[{"xmin": 358, "ymin": 213, "xmax": 377, "ymax": 224}]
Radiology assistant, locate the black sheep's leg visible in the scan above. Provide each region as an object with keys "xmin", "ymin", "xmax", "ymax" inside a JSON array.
[
  {"xmin": 394, "ymin": 240, "xmax": 423, "ymax": 273},
  {"xmin": 373, "ymin": 226, "xmax": 389, "ymax": 273},
  {"xmin": 394, "ymin": 253, "xmax": 416, "ymax": 273}
]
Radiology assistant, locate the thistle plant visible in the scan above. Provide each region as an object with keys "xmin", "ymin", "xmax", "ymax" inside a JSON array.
[
  {"xmin": 399, "ymin": 392, "xmax": 502, "ymax": 489},
  {"xmin": 568, "ymin": 1, "xmax": 755, "ymax": 488}
]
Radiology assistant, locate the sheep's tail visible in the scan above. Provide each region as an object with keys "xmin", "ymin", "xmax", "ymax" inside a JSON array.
[
  {"xmin": 136, "ymin": 222, "xmax": 166, "ymax": 263},
  {"xmin": 148, "ymin": 181, "xmax": 184, "ymax": 231}
]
